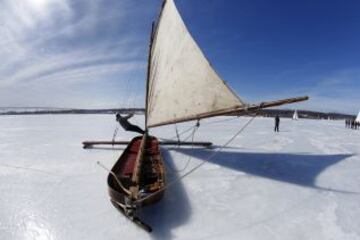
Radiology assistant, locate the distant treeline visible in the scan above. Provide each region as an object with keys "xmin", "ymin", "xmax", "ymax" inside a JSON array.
[
  {"xmin": 0, "ymin": 108, "xmax": 356, "ymax": 120},
  {"xmin": 259, "ymin": 109, "xmax": 355, "ymax": 120},
  {"xmin": 0, "ymin": 108, "xmax": 144, "ymax": 116}
]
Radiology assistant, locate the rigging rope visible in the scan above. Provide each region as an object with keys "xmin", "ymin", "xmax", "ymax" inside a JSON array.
[
  {"xmin": 166, "ymin": 115, "xmax": 242, "ymax": 141},
  {"xmin": 167, "ymin": 125, "xmax": 197, "ymax": 141},
  {"xmin": 112, "ymin": 126, "xmax": 119, "ymax": 143},
  {"xmin": 97, "ymin": 161, "xmax": 132, "ymax": 195},
  {"xmin": 125, "ymin": 74, "xmax": 133, "ymax": 109},
  {"xmin": 202, "ymin": 115, "xmax": 240, "ymax": 125},
  {"xmin": 175, "ymin": 124, "xmax": 180, "ymax": 143},
  {"xmin": 135, "ymin": 114, "xmax": 258, "ymax": 204},
  {"xmin": 164, "ymin": 122, "xmax": 199, "ymax": 173}
]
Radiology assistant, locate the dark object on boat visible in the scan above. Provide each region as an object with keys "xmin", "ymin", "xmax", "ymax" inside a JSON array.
[{"xmin": 107, "ymin": 134, "xmax": 165, "ymax": 232}]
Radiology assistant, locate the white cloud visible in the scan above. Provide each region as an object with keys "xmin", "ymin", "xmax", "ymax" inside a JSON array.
[
  {"xmin": 268, "ymin": 69, "xmax": 360, "ymax": 115},
  {"xmin": 0, "ymin": 0, "xmax": 149, "ymax": 108}
]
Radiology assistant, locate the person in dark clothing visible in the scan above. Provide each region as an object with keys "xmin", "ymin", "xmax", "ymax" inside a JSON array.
[
  {"xmin": 274, "ymin": 115, "xmax": 280, "ymax": 132},
  {"xmin": 116, "ymin": 113, "xmax": 145, "ymax": 134}
]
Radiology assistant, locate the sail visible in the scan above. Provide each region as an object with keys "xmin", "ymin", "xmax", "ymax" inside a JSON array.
[
  {"xmin": 356, "ymin": 111, "xmax": 360, "ymax": 123},
  {"xmin": 293, "ymin": 110, "xmax": 298, "ymax": 120},
  {"xmin": 146, "ymin": 0, "xmax": 245, "ymax": 128}
]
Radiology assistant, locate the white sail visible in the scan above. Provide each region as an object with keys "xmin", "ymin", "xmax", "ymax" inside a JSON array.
[
  {"xmin": 146, "ymin": 0, "xmax": 245, "ymax": 128},
  {"xmin": 293, "ymin": 110, "xmax": 298, "ymax": 120},
  {"xmin": 356, "ymin": 111, "xmax": 360, "ymax": 123}
]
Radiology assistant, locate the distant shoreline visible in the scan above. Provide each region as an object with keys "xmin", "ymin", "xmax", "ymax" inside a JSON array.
[
  {"xmin": 0, "ymin": 108, "xmax": 144, "ymax": 116},
  {"xmin": 0, "ymin": 108, "xmax": 355, "ymax": 120}
]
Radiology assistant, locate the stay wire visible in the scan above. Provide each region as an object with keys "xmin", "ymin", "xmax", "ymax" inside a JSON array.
[
  {"xmin": 135, "ymin": 114, "xmax": 258, "ymax": 204},
  {"xmin": 201, "ymin": 115, "xmax": 239, "ymax": 125},
  {"xmin": 164, "ymin": 122, "xmax": 199, "ymax": 173},
  {"xmin": 167, "ymin": 115, "xmax": 241, "ymax": 141},
  {"xmin": 167, "ymin": 125, "xmax": 197, "ymax": 141},
  {"xmin": 112, "ymin": 126, "xmax": 119, "ymax": 142}
]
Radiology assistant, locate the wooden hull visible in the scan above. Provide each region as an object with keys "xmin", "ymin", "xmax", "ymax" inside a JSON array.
[{"xmin": 107, "ymin": 135, "xmax": 165, "ymax": 209}]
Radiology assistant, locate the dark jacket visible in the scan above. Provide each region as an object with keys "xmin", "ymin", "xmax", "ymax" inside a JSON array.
[
  {"xmin": 275, "ymin": 116, "xmax": 280, "ymax": 125},
  {"xmin": 116, "ymin": 114, "xmax": 133, "ymax": 130}
]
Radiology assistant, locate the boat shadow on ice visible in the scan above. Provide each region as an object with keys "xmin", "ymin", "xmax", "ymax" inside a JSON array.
[
  {"xmin": 138, "ymin": 148, "xmax": 191, "ymax": 239},
  {"xmin": 173, "ymin": 147, "xmax": 357, "ymax": 194}
]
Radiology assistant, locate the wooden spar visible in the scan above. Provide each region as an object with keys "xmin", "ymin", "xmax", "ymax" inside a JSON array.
[
  {"xmin": 246, "ymin": 96, "xmax": 309, "ymax": 111},
  {"xmin": 83, "ymin": 141, "xmax": 133, "ymax": 146},
  {"xmin": 129, "ymin": 3, "xmax": 169, "ymax": 198},
  {"xmin": 147, "ymin": 96, "xmax": 309, "ymax": 128},
  {"xmin": 83, "ymin": 140, "xmax": 213, "ymax": 148}
]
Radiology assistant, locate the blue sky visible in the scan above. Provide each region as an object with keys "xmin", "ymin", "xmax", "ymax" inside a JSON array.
[{"xmin": 0, "ymin": 0, "xmax": 359, "ymax": 114}]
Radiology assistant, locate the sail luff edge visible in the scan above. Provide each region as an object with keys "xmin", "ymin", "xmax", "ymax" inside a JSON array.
[
  {"xmin": 146, "ymin": 0, "xmax": 168, "ymax": 129},
  {"xmin": 145, "ymin": 23, "xmax": 155, "ymax": 130}
]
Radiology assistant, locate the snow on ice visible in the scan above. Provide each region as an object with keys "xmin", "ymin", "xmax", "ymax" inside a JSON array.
[{"xmin": 0, "ymin": 115, "xmax": 359, "ymax": 240}]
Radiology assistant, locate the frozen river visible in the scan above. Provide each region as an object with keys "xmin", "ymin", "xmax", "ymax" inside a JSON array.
[{"xmin": 0, "ymin": 115, "xmax": 359, "ymax": 240}]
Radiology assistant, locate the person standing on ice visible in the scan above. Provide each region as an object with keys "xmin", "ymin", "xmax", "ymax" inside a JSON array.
[
  {"xmin": 116, "ymin": 113, "xmax": 145, "ymax": 134},
  {"xmin": 274, "ymin": 115, "xmax": 280, "ymax": 132}
]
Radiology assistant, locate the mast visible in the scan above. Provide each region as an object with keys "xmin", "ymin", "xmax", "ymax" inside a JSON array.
[
  {"xmin": 130, "ymin": 23, "xmax": 155, "ymax": 199},
  {"xmin": 130, "ymin": 0, "xmax": 168, "ymax": 199},
  {"xmin": 145, "ymin": 22, "xmax": 155, "ymax": 131},
  {"xmin": 145, "ymin": 0, "xmax": 167, "ymax": 130}
]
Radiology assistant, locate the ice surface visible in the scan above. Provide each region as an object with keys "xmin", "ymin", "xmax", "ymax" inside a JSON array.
[{"xmin": 0, "ymin": 115, "xmax": 359, "ymax": 240}]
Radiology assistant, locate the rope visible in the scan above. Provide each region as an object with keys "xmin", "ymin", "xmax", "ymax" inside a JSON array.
[
  {"xmin": 164, "ymin": 122, "xmax": 199, "ymax": 173},
  {"xmin": 167, "ymin": 116, "xmax": 240, "ymax": 141},
  {"xmin": 112, "ymin": 127, "xmax": 119, "ymax": 142},
  {"xmin": 97, "ymin": 161, "xmax": 132, "ymax": 195},
  {"xmin": 175, "ymin": 124, "xmax": 180, "ymax": 143},
  {"xmin": 126, "ymin": 74, "xmax": 133, "ymax": 108},
  {"xmin": 201, "ymin": 115, "xmax": 239, "ymax": 125},
  {"xmin": 175, "ymin": 125, "xmax": 198, "ymax": 172},
  {"xmin": 168, "ymin": 125, "xmax": 197, "ymax": 140},
  {"xmin": 135, "ymin": 114, "xmax": 258, "ymax": 204}
]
